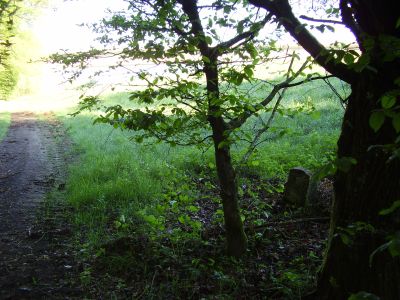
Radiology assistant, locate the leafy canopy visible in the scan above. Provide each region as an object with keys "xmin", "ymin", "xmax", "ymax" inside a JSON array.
[{"xmin": 50, "ymin": 0, "xmax": 323, "ymax": 153}]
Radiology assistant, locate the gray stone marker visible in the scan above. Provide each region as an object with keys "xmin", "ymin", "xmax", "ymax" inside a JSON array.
[{"xmin": 283, "ymin": 167, "xmax": 312, "ymax": 207}]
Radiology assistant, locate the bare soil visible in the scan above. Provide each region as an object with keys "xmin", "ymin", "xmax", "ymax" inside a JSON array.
[{"xmin": 0, "ymin": 112, "xmax": 81, "ymax": 299}]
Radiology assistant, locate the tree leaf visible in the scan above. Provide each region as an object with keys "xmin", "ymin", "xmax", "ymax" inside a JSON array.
[
  {"xmin": 336, "ymin": 157, "xmax": 357, "ymax": 172},
  {"xmin": 392, "ymin": 113, "xmax": 400, "ymax": 132},
  {"xmin": 348, "ymin": 291, "xmax": 380, "ymax": 300},
  {"xmin": 369, "ymin": 111, "xmax": 385, "ymax": 132},
  {"xmin": 237, "ymin": 20, "xmax": 244, "ymax": 34},
  {"xmin": 354, "ymin": 54, "xmax": 370, "ymax": 72},
  {"xmin": 187, "ymin": 205, "xmax": 199, "ymax": 213},
  {"xmin": 340, "ymin": 232, "xmax": 352, "ymax": 246},
  {"xmin": 313, "ymin": 161, "xmax": 336, "ymax": 181},
  {"xmin": 202, "ymin": 56, "xmax": 210, "ymax": 64},
  {"xmin": 381, "ymin": 95, "xmax": 396, "ymax": 109},
  {"xmin": 379, "ymin": 200, "xmax": 400, "ymax": 215},
  {"xmin": 388, "ymin": 235, "xmax": 400, "ymax": 257},
  {"xmin": 344, "ymin": 53, "xmax": 355, "ymax": 65},
  {"xmin": 143, "ymin": 214, "xmax": 157, "ymax": 225},
  {"xmin": 178, "ymin": 215, "xmax": 186, "ymax": 224},
  {"xmin": 243, "ymin": 65, "xmax": 254, "ymax": 78}
]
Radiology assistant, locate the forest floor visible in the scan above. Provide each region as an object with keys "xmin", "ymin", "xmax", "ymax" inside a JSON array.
[{"xmin": 0, "ymin": 112, "xmax": 81, "ymax": 299}]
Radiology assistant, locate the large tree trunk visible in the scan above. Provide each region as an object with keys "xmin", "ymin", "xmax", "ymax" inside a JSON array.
[
  {"xmin": 247, "ymin": 0, "xmax": 400, "ymax": 297},
  {"xmin": 312, "ymin": 71, "xmax": 400, "ymax": 299}
]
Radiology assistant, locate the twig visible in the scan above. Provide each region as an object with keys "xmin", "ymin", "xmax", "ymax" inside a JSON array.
[
  {"xmin": 323, "ymin": 77, "xmax": 347, "ymax": 109},
  {"xmin": 249, "ymin": 217, "xmax": 330, "ymax": 230},
  {"xmin": 239, "ymin": 52, "xmax": 296, "ymax": 165}
]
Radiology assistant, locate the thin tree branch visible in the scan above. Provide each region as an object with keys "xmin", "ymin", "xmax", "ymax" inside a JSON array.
[
  {"xmin": 229, "ymin": 57, "xmax": 312, "ymax": 129},
  {"xmin": 323, "ymin": 77, "xmax": 347, "ymax": 109},
  {"xmin": 214, "ymin": 13, "xmax": 272, "ymax": 55},
  {"xmin": 248, "ymin": 0, "xmax": 357, "ymax": 84},
  {"xmin": 339, "ymin": 0, "xmax": 364, "ymax": 50},
  {"xmin": 239, "ymin": 53, "xmax": 296, "ymax": 164},
  {"xmin": 249, "ymin": 217, "xmax": 330, "ymax": 230},
  {"xmin": 299, "ymin": 15, "xmax": 343, "ymax": 25},
  {"xmin": 284, "ymin": 75, "xmax": 335, "ymax": 88}
]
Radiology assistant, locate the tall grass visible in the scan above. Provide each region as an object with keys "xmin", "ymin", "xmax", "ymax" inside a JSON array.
[
  {"xmin": 60, "ymin": 112, "xmax": 206, "ymax": 245},
  {"xmin": 0, "ymin": 112, "xmax": 11, "ymax": 141},
  {"xmin": 54, "ymin": 77, "xmax": 346, "ymax": 299},
  {"xmin": 233, "ymin": 78, "xmax": 346, "ymax": 177},
  {"xmin": 61, "ymin": 77, "xmax": 347, "ymax": 246}
]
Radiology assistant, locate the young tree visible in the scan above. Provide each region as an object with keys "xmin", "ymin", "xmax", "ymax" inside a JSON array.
[
  {"xmin": 249, "ymin": 0, "xmax": 400, "ymax": 298},
  {"xmin": 50, "ymin": 0, "xmax": 327, "ymax": 257}
]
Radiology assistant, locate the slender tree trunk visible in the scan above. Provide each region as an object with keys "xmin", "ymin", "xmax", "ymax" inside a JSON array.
[
  {"xmin": 205, "ymin": 58, "xmax": 247, "ymax": 258},
  {"xmin": 210, "ymin": 118, "xmax": 248, "ymax": 257},
  {"xmin": 311, "ymin": 72, "xmax": 400, "ymax": 299},
  {"xmin": 176, "ymin": 0, "xmax": 247, "ymax": 257}
]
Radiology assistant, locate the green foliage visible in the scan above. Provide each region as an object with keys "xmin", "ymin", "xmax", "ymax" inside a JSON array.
[
  {"xmin": 368, "ymin": 89, "xmax": 400, "ymax": 135},
  {"xmin": 369, "ymin": 111, "xmax": 385, "ymax": 133},
  {"xmin": 0, "ymin": 62, "xmax": 17, "ymax": 98},
  {"xmin": 0, "ymin": 0, "xmax": 46, "ymax": 98},
  {"xmin": 49, "ymin": 0, "xmax": 348, "ymax": 257},
  {"xmin": 379, "ymin": 200, "xmax": 400, "ymax": 216},
  {"xmin": 59, "ymin": 82, "xmax": 342, "ymax": 296},
  {"xmin": 49, "ymin": 0, "xmax": 339, "ymax": 156},
  {"xmin": 50, "ymin": 0, "xmax": 346, "ymax": 293},
  {"xmin": 337, "ymin": 222, "xmax": 376, "ymax": 247},
  {"xmin": 0, "ymin": 112, "xmax": 10, "ymax": 140},
  {"xmin": 348, "ymin": 291, "xmax": 380, "ymax": 300},
  {"xmin": 0, "ymin": 0, "xmax": 20, "ymax": 97},
  {"xmin": 0, "ymin": 0, "xmax": 20, "ymax": 61},
  {"xmin": 369, "ymin": 200, "xmax": 400, "ymax": 264},
  {"xmin": 361, "ymin": 35, "xmax": 400, "ymax": 157},
  {"xmin": 60, "ymin": 110, "xmax": 207, "ymax": 246}
]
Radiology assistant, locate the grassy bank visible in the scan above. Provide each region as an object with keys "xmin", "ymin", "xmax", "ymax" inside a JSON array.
[
  {"xmin": 60, "ymin": 78, "xmax": 346, "ymax": 298},
  {"xmin": 0, "ymin": 112, "xmax": 11, "ymax": 141}
]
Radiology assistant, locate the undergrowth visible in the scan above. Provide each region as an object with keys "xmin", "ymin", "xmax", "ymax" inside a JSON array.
[{"xmin": 59, "ymin": 78, "xmax": 346, "ymax": 298}]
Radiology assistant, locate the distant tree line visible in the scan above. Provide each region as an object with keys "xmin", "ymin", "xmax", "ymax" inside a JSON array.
[{"xmin": 0, "ymin": 0, "xmax": 21, "ymax": 98}]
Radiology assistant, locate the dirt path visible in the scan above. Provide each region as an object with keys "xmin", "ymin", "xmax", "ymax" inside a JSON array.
[{"xmin": 0, "ymin": 112, "xmax": 81, "ymax": 299}]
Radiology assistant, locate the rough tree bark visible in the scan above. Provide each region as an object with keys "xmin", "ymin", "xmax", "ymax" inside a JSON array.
[
  {"xmin": 316, "ymin": 69, "xmax": 400, "ymax": 300},
  {"xmin": 249, "ymin": 0, "xmax": 400, "ymax": 298}
]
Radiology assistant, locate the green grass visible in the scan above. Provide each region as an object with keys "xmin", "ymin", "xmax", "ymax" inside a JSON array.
[
  {"xmin": 89, "ymin": 77, "xmax": 346, "ymax": 177},
  {"xmin": 60, "ymin": 112, "xmax": 205, "ymax": 246},
  {"xmin": 62, "ymin": 78, "xmax": 346, "ymax": 241},
  {"xmin": 59, "ymin": 77, "xmax": 347, "ymax": 297},
  {"xmin": 233, "ymin": 78, "xmax": 346, "ymax": 177},
  {"xmin": 0, "ymin": 112, "xmax": 11, "ymax": 141}
]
